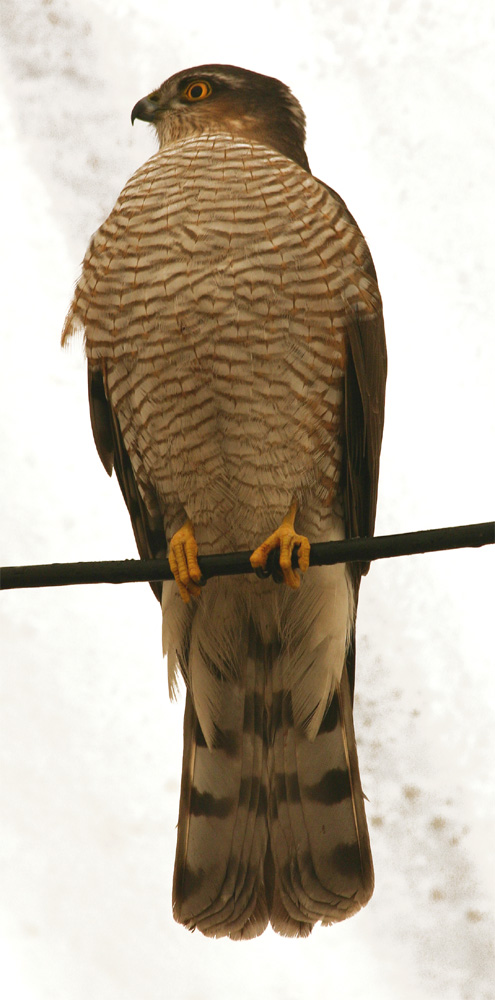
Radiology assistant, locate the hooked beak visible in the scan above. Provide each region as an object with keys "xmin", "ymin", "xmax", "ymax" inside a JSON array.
[{"xmin": 131, "ymin": 96, "xmax": 160, "ymax": 125}]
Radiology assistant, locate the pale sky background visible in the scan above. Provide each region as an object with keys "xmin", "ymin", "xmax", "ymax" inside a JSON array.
[{"xmin": 0, "ymin": 1, "xmax": 494, "ymax": 998}]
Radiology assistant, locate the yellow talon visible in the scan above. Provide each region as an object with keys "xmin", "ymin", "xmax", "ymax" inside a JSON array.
[
  {"xmin": 250, "ymin": 501, "xmax": 310, "ymax": 589},
  {"xmin": 168, "ymin": 520, "xmax": 202, "ymax": 603}
]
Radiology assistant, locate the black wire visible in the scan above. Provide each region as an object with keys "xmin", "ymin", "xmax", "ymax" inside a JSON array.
[{"xmin": 0, "ymin": 521, "xmax": 493, "ymax": 591}]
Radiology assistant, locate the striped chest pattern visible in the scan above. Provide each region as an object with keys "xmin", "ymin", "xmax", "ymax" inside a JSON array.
[{"xmin": 72, "ymin": 135, "xmax": 371, "ymax": 537}]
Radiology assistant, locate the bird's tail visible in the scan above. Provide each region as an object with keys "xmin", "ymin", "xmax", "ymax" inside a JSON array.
[
  {"xmin": 172, "ymin": 623, "xmax": 373, "ymax": 939},
  {"xmin": 265, "ymin": 633, "xmax": 374, "ymax": 934},
  {"xmin": 172, "ymin": 626, "xmax": 270, "ymax": 939}
]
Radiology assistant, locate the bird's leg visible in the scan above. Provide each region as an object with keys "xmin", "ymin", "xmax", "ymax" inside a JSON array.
[
  {"xmin": 250, "ymin": 500, "xmax": 310, "ymax": 589},
  {"xmin": 168, "ymin": 519, "xmax": 202, "ymax": 603}
]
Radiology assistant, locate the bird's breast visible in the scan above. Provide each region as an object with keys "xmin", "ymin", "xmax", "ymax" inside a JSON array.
[{"xmin": 73, "ymin": 135, "xmax": 373, "ymax": 544}]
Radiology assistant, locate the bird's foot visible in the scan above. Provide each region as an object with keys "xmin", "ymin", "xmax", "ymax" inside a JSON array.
[
  {"xmin": 168, "ymin": 520, "xmax": 202, "ymax": 603},
  {"xmin": 250, "ymin": 502, "xmax": 310, "ymax": 588}
]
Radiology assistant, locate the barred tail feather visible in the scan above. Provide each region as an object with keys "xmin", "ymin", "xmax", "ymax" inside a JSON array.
[
  {"xmin": 268, "ymin": 651, "xmax": 373, "ymax": 934},
  {"xmin": 173, "ymin": 622, "xmax": 373, "ymax": 939},
  {"xmin": 172, "ymin": 629, "xmax": 270, "ymax": 939}
]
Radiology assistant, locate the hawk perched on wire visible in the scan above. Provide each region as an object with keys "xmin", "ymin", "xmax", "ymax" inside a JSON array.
[{"xmin": 62, "ymin": 64, "xmax": 387, "ymax": 939}]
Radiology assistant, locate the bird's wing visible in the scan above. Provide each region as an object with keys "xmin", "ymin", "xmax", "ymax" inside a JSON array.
[
  {"xmin": 316, "ymin": 180, "xmax": 387, "ymax": 547},
  {"xmin": 312, "ymin": 179, "xmax": 387, "ymax": 700},
  {"xmin": 88, "ymin": 362, "xmax": 167, "ymax": 601}
]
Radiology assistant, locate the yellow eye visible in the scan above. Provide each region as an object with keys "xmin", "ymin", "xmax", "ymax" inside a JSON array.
[{"xmin": 183, "ymin": 80, "xmax": 212, "ymax": 102}]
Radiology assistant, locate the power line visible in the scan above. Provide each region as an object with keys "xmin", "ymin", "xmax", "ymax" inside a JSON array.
[{"xmin": 1, "ymin": 521, "xmax": 492, "ymax": 592}]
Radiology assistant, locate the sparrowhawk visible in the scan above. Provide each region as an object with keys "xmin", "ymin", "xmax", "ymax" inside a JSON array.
[{"xmin": 62, "ymin": 64, "xmax": 387, "ymax": 939}]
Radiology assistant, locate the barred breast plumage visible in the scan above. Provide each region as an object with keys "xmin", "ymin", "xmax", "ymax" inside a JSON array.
[
  {"xmin": 70, "ymin": 133, "xmax": 377, "ymax": 545},
  {"xmin": 62, "ymin": 64, "xmax": 386, "ymax": 939}
]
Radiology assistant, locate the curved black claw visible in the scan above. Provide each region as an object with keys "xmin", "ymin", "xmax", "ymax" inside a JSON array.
[
  {"xmin": 255, "ymin": 565, "xmax": 272, "ymax": 580},
  {"xmin": 269, "ymin": 549, "xmax": 285, "ymax": 584},
  {"xmin": 254, "ymin": 549, "xmax": 285, "ymax": 583}
]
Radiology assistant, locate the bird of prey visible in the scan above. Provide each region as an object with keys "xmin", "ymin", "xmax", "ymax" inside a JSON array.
[{"xmin": 62, "ymin": 64, "xmax": 387, "ymax": 939}]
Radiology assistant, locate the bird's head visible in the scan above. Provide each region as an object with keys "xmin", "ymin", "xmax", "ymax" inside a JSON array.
[{"xmin": 131, "ymin": 64, "xmax": 310, "ymax": 170}]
